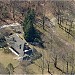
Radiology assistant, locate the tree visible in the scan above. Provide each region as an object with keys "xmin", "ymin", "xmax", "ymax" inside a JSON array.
[
  {"xmin": 23, "ymin": 8, "xmax": 40, "ymax": 42},
  {"xmin": 70, "ymin": 45, "xmax": 74, "ymax": 74},
  {"xmin": 5, "ymin": 68, "xmax": 10, "ymax": 74},
  {"xmin": 42, "ymin": 15, "xmax": 45, "ymax": 30},
  {"xmin": 23, "ymin": 8, "xmax": 35, "ymax": 31},
  {"xmin": 0, "ymin": 63, "xmax": 9, "ymax": 74},
  {"xmin": 23, "ymin": 8, "xmax": 31, "ymax": 29},
  {"xmin": 28, "ymin": 8, "xmax": 35, "ymax": 23},
  {"xmin": 25, "ymin": 20, "xmax": 36, "ymax": 42},
  {"xmin": 6, "ymin": 63, "xmax": 14, "ymax": 74},
  {"xmin": 41, "ymin": 1, "xmax": 45, "ymax": 30}
]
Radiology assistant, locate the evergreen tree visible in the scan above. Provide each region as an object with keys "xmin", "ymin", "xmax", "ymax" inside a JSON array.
[
  {"xmin": 25, "ymin": 20, "xmax": 35, "ymax": 42},
  {"xmin": 23, "ymin": 8, "xmax": 35, "ymax": 31},
  {"xmin": 23, "ymin": 8, "xmax": 40, "ymax": 42}
]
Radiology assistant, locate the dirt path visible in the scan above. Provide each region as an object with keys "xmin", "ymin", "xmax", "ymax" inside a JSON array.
[{"xmin": 0, "ymin": 22, "xmax": 20, "ymax": 29}]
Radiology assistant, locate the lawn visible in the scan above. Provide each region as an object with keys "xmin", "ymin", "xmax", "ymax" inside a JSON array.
[
  {"xmin": 33, "ymin": 22, "xmax": 75, "ymax": 74},
  {"xmin": 0, "ymin": 48, "xmax": 19, "ymax": 68},
  {"xmin": 55, "ymin": 22, "xmax": 75, "ymax": 44}
]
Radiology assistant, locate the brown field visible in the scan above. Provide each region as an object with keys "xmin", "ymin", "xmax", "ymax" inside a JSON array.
[{"xmin": 0, "ymin": 48, "xmax": 19, "ymax": 67}]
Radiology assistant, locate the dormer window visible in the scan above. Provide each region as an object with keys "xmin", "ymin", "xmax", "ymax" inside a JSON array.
[
  {"xmin": 13, "ymin": 37, "xmax": 16, "ymax": 42},
  {"xmin": 13, "ymin": 37, "xmax": 15, "ymax": 41},
  {"xmin": 19, "ymin": 44, "xmax": 22, "ymax": 49}
]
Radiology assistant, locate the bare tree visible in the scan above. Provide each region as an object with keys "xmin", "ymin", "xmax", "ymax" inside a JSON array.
[
  {"xmin": 65, "ymin": 52, "xmax": 69, "ymax": 74},
  {"xmin": 0, "ymin": 63, "xmax": 8, "ymax": 74},
  {"xmin": 6, "ymin": 63, "xmax": 14, "ymax": 74},
  {"xmin": 41, "ymin": 0, "xmax": 45, "ymax": 30},
  {"xmin": 70, "ymin": 44, "xmax": 74, "ymax": 74}
]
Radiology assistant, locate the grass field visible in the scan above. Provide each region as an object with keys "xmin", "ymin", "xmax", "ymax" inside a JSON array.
[
  {"xmin": 0, "ymin": 48, "xmax": 19, "ymax": 68},
  {"xmin": 54, "ymin": 21, "xmax": 75, "ymax": 44},
  {"xmin": 33, "ymin": 22, "xmax": 75, "ymax": 74}
]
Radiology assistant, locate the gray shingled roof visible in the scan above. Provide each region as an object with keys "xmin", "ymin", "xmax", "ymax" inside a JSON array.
[
  {"xmin": 5, "ymin": 33, "xmax": 33, "ymax": 58},
  {"xmin": 6, "ymin": 34, "xmax": 26, "ymax": 56}
]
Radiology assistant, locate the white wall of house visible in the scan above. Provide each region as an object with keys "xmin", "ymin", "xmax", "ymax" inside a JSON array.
[{"xmin": 8, "ymin": 47, "xmax": 19, "ymax": 56}]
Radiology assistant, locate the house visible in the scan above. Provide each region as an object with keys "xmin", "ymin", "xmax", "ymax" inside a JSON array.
[{"xmin": 5, "ymin": 33, "xmax": 33, "ymax": 61}]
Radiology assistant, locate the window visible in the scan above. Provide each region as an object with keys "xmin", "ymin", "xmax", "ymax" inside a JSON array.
[{"xmin": 19, "ymin": 44, "xmax": 22, "ymax": 49}]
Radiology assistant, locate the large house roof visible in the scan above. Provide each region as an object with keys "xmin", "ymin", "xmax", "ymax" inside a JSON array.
[{"xmin": 5, "ymin": 33, "xmax": 31, "ymax": 57}]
